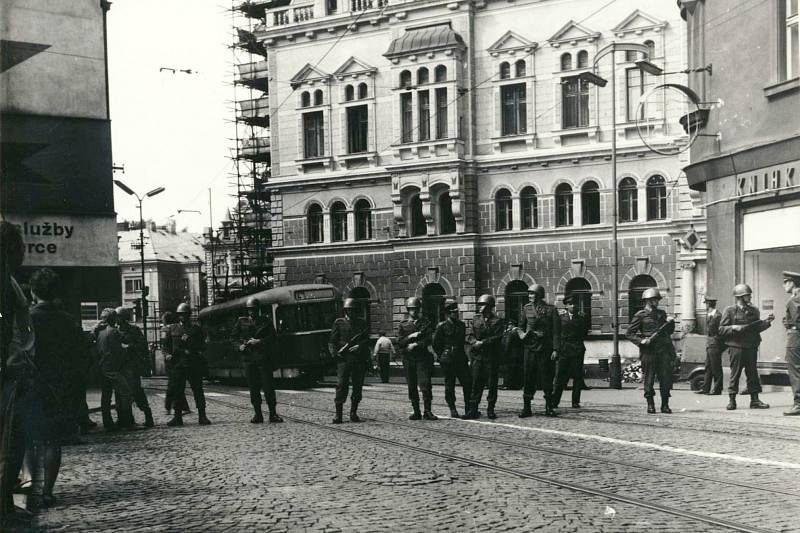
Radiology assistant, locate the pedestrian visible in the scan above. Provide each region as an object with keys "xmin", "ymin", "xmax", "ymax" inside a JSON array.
[
  {"xmin": 626, "ymin": 288, "xmax": 676, "ymax": 414},
  {"xmin": 515, "ymin": 284, "xmax": 560, "ymax": 417},
  {"xmin": 165, "ymin": 303, "xmax": 211, "ymax": 426},
  {"xmin": 372, "ymin": 331, "xmax": 395, "ymax": 384},
  {"xmin": 782, "ymin": 272, "xmax": 800, "ymax": 416},
  {"xmin": 116, "ymin": 307, "xmax": 154, "ymax": 427},
  {"xmin": 552, "ymin": 294, "xmax": 590, "ymax": 409},
  {"xmin": 328, "ymin": 298, "xmax": 369, "ymax": 424},
  {"xmin": 397, "ymin": 297, "xmax": 436, "ymax": 420},
  {"xmin": 231, "ymin": 297, "xmax": 283, "ymax": 423},
  {"xmin": 160, "ymin": 312, "xmax": 189, "ymax": 416},
  {"xmin": 94, "ymin": 308, "xmax": 134, "ymax": 431},
  {"xmin": 696, "ymin": 295, "xmax": 724, "ymax": 395},
  {"xmin": 465, "ymin": 294, "xmax": 506, "ymax": 419},
  {"xmin": 432, "ymin": 298, "xmax": 471, "ymax": 419},
  {"xmin": 718, "ymin": 284, "xmax": 773, "ymax": 410}
]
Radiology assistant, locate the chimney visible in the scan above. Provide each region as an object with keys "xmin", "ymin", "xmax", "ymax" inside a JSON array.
[{"xmin": 167, "ymin": 218, "xmax": 177, "ymax": 235}]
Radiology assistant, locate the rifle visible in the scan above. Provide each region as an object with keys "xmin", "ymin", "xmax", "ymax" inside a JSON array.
[
  {"xmin": 735, "ymin": 314, "xmax": 774, "ymax": 335},
  {"xmin": 643, "ymin": 319, "xmax": 675, "ymax": 344},
  {"xmin": 338, "ymin": 326, "xmax": 370, "ymax": 357}
]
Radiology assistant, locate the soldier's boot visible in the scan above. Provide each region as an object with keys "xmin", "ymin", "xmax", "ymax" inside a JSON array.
[
  {"xmin": 102, "ymin": 412, "xmax": 117, "ymax": 433},
  {"xmin": 726, "ymin": 394, "xmax": 737, "ymax": 410},
  {"xmin": 166, "ymin": 412, "xmax": 183, "ymax": 427},
  {"xmin": 268, "ymin": 405, "xmax": 284, "ymax": 423},
  {"xmin": 409, "ymin": 403, "xmax": 422, "ymax": 420},
  {"xmin": 487, "ymin": 403, "xmax": 497, "ymax": 419},
  {"xmin": 332, "ymin": 404, "xmax": 343, "ymax": 424},
  {"xmin": 544, "ymin": 398, "xmax": 558, "ymax": 417},
  {"xmin": 251, "ymin": 405, "xmax": 264, "ymax": 424},
  {"xmin": 143, "ymin": 408, "xmax": 155, "ymax": 428},
  {"xmin": 198, "ymin": 409, "xmax": 212, "ymax": 426},
  {"xmin": 749, "ymin": 393, "xmax": 770, "ymax": 409},
  {"xmin": 447, "ymin": 403, "xmax": 460, "ymax": 419},
  {"xmin": 349, "ymin": 402, "xmax": 362, "ymax": 423},
  {"xmin": 646, "ymin": 397, "xmax": 656, "ymax": 414},
  {"xmin": 660, "ymin": 398, "xmax": 672, "ymax": 414},
  {"xmin": 551, "ymin": 388, "xmax": 562, "ymax": 409},
  {"xmin": 518, "ymin": 399, "xmax": 533, "ymax": 418},
  {"xmin": 422, "ymin": 400, "xmax": 438, "ymax": 420}
]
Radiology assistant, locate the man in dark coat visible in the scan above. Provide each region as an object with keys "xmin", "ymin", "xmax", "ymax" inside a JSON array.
[
  {"xmin": 552, "ymin": 294, "xmax": 590, "ymax": 409},
  {"xmin": 397, "ymin": 297, "xmax": 436, "ymax": 420},
  {"xmin": 166, "ymin": 303, "xmax": 211, "ymax": 427},
  {"xmin": 116, "ymin": 306, "xmax": 154, "ymax": 427},
  {"xmin": 95, "ymin": 309, "xmax": 133, "ymax": 431},
  {"xmin": 782, "ymin": 271, "xmax": 800, "ymax": 416},
  {"xmin": 328, "ymin": 298, "xmax": 369, "ymax": 424},
  {"xmin": 696, "ymin": 295, "xmax": 724, "ymax": 395},
  {"xmin": 466, "ymin": 294, "xmax": 506, "ymax": 419},
  {"xmin": 432, "ymin": 298, "xmax": 471, "ymax": 419}
]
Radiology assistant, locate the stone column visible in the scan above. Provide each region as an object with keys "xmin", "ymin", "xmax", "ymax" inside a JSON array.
[{"xmin": 680, "ymin": 261, "xmax": 696, "ymax": 332}]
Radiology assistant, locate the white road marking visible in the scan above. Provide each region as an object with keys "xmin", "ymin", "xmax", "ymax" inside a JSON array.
[
  {"xmin": 276, "ymin": 389, "xmax": 307, "ymax": 395},
  {"xmin": 204, "ymin": 392, "xmax": 231, "ymax": 398},
  {"xmin": 454, "ymin": 418, "xmax": 800, "ymax": 470}
]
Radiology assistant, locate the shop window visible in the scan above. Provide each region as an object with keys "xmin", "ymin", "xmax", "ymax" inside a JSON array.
[
  {"xmin": 307, "ymin": 204, "xmax": 324, "ymax": 243},
  {"xmin": 562, "ymin": 76, "xmax": 589, "ymax": 129},
  {"xmin": 313, "ymin": 89, "xmax": 323, "ymax": 106},
  {"xmin": 628, "ymin": 275, "xmax": 657, "ymax": 320},
  {"xmin": 418, "ymin": 90, "xmax": 431, "ymax": 141},
  {"xmin": 646, "ymin": 175, "xmax": 667, "ymax": 220},
  {"xmin": 349, "ymin": 286, "xmax": 371, "ymax": 324},
  {"xmin": 500, "ymin": 61, "xmax": 511, "ymax": 79},
  {"xmin": 560, "ymin": 52, "xmax": 572, "ymax": 71},
  {"xmin": 521, "ymin": 186, "xmax": 538, "ymax": 229},
  {"xmin": 505, "ymin": 280, "xmax": 529, "ymax": 326},
  {"xmin": 577, "ymin": 50, "xmax": 589, "ymax": 69},
  {"xmin": 515, "ymin": 59, "xmax": 526, "ymax": 77},
  {"xmin": 303, "ymin": 111, "xmax": 324, "ymax": 158},
  {"xmin": 331, "ymin": 202, "xmax": 347, "ymax": 242},
  {"xmin": 301, "ymin": 91, "xmax": 311, "ymax": 107},
  {"xmin": 410, "ymin": 194, "xmax": 426, "ymax": 237},
  {"xmin": 495, "ymin": 188, "xmax": 512, "ymax": 231},
  {"xmin": 347, "ymin": 105, "xmax": 368, "ymax": 154},
  {"xmin": 354, "ymin": 199, "xmax": 372, "ymax": 241},
  {"xmin": 417, "ymin": 67, "xmax": 429, "ymax": 85},
  {"xmin": 434, "ymin": 65, "xmax": 447, "ymax": 82},
  {"xmin": 436, "ymin": 87, "xmax": 448, "ymax": 139},
  {"xmin": 618, "ymin": 177, "xmax": 638, "ymax": 222},
  {"xmin": 555, "ymin": 183, "xmax": 574, "ymax": 227},
  {"xmin": 422, "ymin": 282, "xmax": 446, "ymax": 323},
  {"xmin": 581, "ymin": 181, "xmax": 600, "ymax": 225},
  {"xmin": 501, "ymin": 83, "xmax": 527, "ymax": 136},
  {"xmin": 400, "ymin": 70, "xmax": 412, "ymax": 88},
  {"xmin": 565, "ymin": 277, "xmax": 592, "ymax": 325},
  {"xmin": 344, "ymin": 84, "xmax": 354, "ymax": 101},
  {"xmin": 781, "ymin": 0, "xmax": 799, "ymax": 81},
  {"xmin": 439, "ymin": 191, "xmax": 456, "ymax": 235},
  {"xmin": 401, "ymin": 93, "xmax": 413, "ymax": 143},
  {"xmin": 358, "ymin": 82, "xmax": 368, "ymax": 100}
]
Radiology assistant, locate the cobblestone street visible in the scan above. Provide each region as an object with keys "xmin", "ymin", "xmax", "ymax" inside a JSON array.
[{"xmin": 18, "ymin": 378, "xmax": 800, "ymax": 532}]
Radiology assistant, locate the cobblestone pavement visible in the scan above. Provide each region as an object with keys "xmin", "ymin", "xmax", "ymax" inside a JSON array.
[{"xmin": 19, "ymin": 378, "xmax": 800, "ymax": 532}]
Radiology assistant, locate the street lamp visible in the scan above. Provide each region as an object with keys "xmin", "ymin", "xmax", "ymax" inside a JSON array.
[
  {"xmin": 634, "ymin": 60, "xmax": 713, "ymax": 77},
  {"xmin": 114, "ymin": 180, "xmax": 165, "ymax": 371},
  {"xmin": 578, "ymin": 42, "xmax": 651, "ymax": 390}
]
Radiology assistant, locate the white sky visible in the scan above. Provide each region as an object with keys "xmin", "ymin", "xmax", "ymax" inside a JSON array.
[{"xmin": 107, "ymin": 0, "xmax": 236, "ymax": 233}]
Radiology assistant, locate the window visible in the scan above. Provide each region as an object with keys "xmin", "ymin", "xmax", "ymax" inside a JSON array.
[
  {"xmin": 515, "ymin": 59, "xmax": 526, "ymax": 77},
  {"xmin": 781, "ymin": 0, "xmax": 799, "ymax": 81},
  {"xmin": 625, "ymin": 50, "xmax": 638, "ymax": 63},
  {"xmin": 331, "ymin": 202, "xmax": 347, "ymax": 242},
  {"xmin": 618, "ymin": 177, "xmax": 638, "ymax": 223},
  {"xmin": 577, "ymin": 50, "xmax": 589, "ymax": 69},
  {"xmin": 80, "ymin": 302, "xmax": 99, "ymax": 321},
  {"xmin": 347, "ymin": 105, "xmax": 368, "ymax": 154},
  {"xmin": 301, "ymin": 91, "xmax": 311, "ymax": 107},
  {"xmin": 124, "ymin": 279, "xmax": 143, "ymax": 293},
  {"xmin": 435, "ymin": 88, "xmax": 448, "ymax": 139},
  {"xmin": 501, "ymin": 83, "xmax": 527, "ymax": 136},
  {"xmin": 307, "ymin": 204, "xmax": 324, "ymax": 243},
  {"xmin": 565, "ymin": 277, "xmax": 592, "ymax": 325},
  {"xmin": 439, "ymin": 191, "xmax": 456, "ymax": 235},
  {"xmin": 495, "ymin": 189, "xmax": 512, "ymax": 231},
  {"xmin": 505, "ymin": 280, "xmax": 529, "ymax": 326},
  {"xmin": 646, "ymin": 175, "xmax": 667, "ymax": 220},
  {"xmin": 401, "ymin": 93, "xmax": 413, "ymax": 143},
  {"xmin": 358, "ymin": 82, "xmax": 368, "ymax": 100},
  {"xmin": 349, "ymin": 286, "xmax": 371, "ymax": 324},
  {"xmin": 581, "ymin": 181, "xmax": 600, "ymax": 225},
  {"xmin": 560, "ymin": 52, "xmax": 572, "ymax": 71},
  {"xmin": 520, "ymin": 186, "xmax": 538, "ymax": 229},
  {"xmin": 400, "ymin": 70, "xmax": 412, "ymax": 88},
  {"xmin": 417, "ymin": 67, "xmax": 429, "ymax": 85},
  {"xmin": 327, "ymin": 0, "xmax": 338, "ymax": 14},
  {"xmin": 562, "ymin": 76, "xmax": 589, "ymax": 129},
  {"xmin": 434, "ymin": 65, "xmax": 447, "ymax": 82},
  {"xmin": 500, "ymin": 61, "xmax": 511, "ymax": 79},
  {"xmin": 644, "ymin": 39, "xmax": 656, "ymax": 59},
  {"xmin": 345, "ymin": 84, "xmax": 354, "ymax": 101},
  {"xmin": 422, "ymin": 283, "xmax": 446, "ymax": 323},
  {"xmin": 410, "ymin": 194, "xmax": 426, "ymax": 237},
  {"xmin": 628, "ymin": 274, "xmax": 657, "ymax": 320},
  {"xmin": 626, "ymin": 68, "xmax": 655, "ymax": 121},
  {"xmin": 354, "ymin": 199, "xmax": 372, "ymax": 241},
  {"xmin": 555, "ymin": 183, "xmax": 573, "ymax": 227},
  {"xmin": 418, "ymin": 90, "xmax": 431, "ymax": 141},
  {"xmin": 303, "ymin": 111, "xmax": 324, "ymax": 158},
  {"xmin": 313, "ymin": 89, "xmax": 323, "ymax": 106}
]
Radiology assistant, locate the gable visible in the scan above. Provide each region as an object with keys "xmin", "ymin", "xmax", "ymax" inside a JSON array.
[
  {"xmin": 488, "ymin": 31, "xmax": 537, "ymax": 55},
  {"xmin": 333, "ymin": 56, "xmax": 377, "ymax": 79},
  {"xmin": 290, "ymin": 63, "xmax": 331, "ymax": 86},
  {"xmin": 612, "ymin": 10, "xmax": 667, "ymax": 36},
  {"xmin": 548, "ymin": 20, "xmax": 600, "ymax": 46}
]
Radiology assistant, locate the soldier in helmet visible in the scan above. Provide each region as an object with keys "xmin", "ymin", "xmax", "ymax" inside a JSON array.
[
  {"xmin": 782, "ymin": 271, "xmax": 800, "ymax": 416},
  {"xmin": 466, "ymin": 294, "xmax": 507, "ymax": 419},
  {"xmin": 328, "ymin": 298, "xmax": 370, "ymax": 424},
  {"xmin": 696, "ymin": 295, "xmax": 724, "ymax": 395},
  {"xmin": 552, "ymin": 294, "xmax": 590, "ymax": 409},
  {"xmin": 397, "ymin": 296, "xmax": 436, "ymax": 420},
  {"xmin": 515, "ymin": 284, "xmax": 560, "ymax": 417},
  {"xmin": 432, "ymin": 298, "xmax": 471, "ymax": 419},
  {"xmin": 115, "ymin": 306, "xmax": 154, "ymax": 427},
  {"xmin": 165, "ymin": 303, "xmax": 212, "ymax": 426},
  {"xmin": 719, "ymin": 283, "xmax": 773, "ymax": 410},
  {"xmin": 94, "ymin": 308, "xmax": 134, "ymax": 431},
  {"xmin": 626, "ymin": 288, "xmax": 676, "ymax": 414}
]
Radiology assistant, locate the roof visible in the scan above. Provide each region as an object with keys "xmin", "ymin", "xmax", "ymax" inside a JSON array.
[
  {"xmin": 118, "ymin": 227, "xmax": 205, "ymax": 264},
  {"xmin": 198, "ymin": 284, "xmax": 339, "ymax": 320},
  {"xmin": 384, "ymin": 23, "xmax": 466, "ymax": 59}
]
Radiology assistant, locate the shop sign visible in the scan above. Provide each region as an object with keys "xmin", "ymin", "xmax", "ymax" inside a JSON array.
[{"xmin": 736, "ymin": 161, "xmax": 797, "ymax": 197}]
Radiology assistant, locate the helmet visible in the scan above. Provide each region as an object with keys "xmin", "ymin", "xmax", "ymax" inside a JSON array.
[
  {"xmin": 642, "ymin": 288, "xmax": 662, "ymax": 300},
  {"xmin": 563, "ymin": 294, "xmax": 574, "ymax": 305},
  {"xmin": 99, "ymin": 307, "xmax": 116, "ymax": 322},
  {"xmin": 733, "ymin": 283, "xmax": 752, "ymax": 297},
  {"xmin": 176, "ymin": 302, "xmax": 192, "ymax": 315},
  {"xmin": 246, "ymin": 297, "xmax": 259, "ymax": 309},
  {"xmin": 477, "ymin": 294, "xmax": 495, "ymax": 307},
  {"xmin": 405, "ymin": 297, "xmax": 421, "ymax": 309},
  {"xmin": 115, "ymin": 306, "xmax": 132, "ymax": 321},
  {"xmin": 528, "ymin": 284, "xmax": 545, "ymax": 298},
  {"xmin": 161, "ymin": 311, "xmax": 176, "ymax": 325},
  {"xmin": 444, "ymin": 298, "xmax": 458, "ymax": 311},
  {"xmin": 343, "ymin": 298, "xmax": 358, "ymax": 309}
]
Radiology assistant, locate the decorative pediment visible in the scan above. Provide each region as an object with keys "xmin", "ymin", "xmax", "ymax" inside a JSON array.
[
  {"xmin": 487, "ymin": 31, "xmax": 537, "ymax": 57},
  {"xmin": 612, "ymin": 10, "xmax": 667, "ymax": 37},
  {"xmin": 290, "ymin": 63, "xmax": 331, "ymax": 87},
  {"xmin": 333, "ymin": 56, "xmax": 377, "ymax": 80},
  {"xmin": 547, "ymin": 20, "xmax": 600, "ymax": 47}
]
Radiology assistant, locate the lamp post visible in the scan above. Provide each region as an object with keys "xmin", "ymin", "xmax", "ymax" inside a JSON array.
[
  {"xmin": 579, "ymin": 42, "xmax": 651, "ymax": 390},
  {"xmin": 114, "ymin": 180, "xmax": 165, "ymax": 371}
]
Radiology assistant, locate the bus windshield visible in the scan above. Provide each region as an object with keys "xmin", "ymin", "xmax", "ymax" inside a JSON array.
[{"xmin": 277, "ymin": 301, "xmax": 337, "ymax": 333}]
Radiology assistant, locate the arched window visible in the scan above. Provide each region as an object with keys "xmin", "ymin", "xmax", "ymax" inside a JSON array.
[
  {"xmin": 344, "ymin": 85, "xmax": 354, "ymax": 101},
  {"xmin": 331, "ymin": 201, "xmax": 348, "ymax": 242},
  {"xmin": 499, "ymin": 61, "xmax": 511, "ymax": 79},
  {"xmin": 400, "ymin": 70, "xmax": 412, "ymax": 88},
  {"xmin": 577, "ymin": 50, "xmax": 589, "ymax": 69},
  {"xmin": 410, "ymin": 194, "xmax": 426, "ymax": 237},
  {"xmin": 646, "ymin": 175, "xmax": 667, "ymax": 220},
  {"xmin": 565, "ymin": 277, "xmax": 592, "ymax": 325},
  {"xmin": 417, "ymin": 67, "xmax": 429, "ymax": 85},
  {"xmin": 301, "ymin": 91, "xmax": 311, "ymax": 107},
  {"xmin": 434, "ymin": 65, "xmax": 447, "ymax": 82},
  {"xmin": 628, "ymin": 274, "xmax": 657, "ymax": 320},
  {"xmin": 520, "ymin": 186, "xmax": 538, "ymax": 229},
  {"xmin": 349, "ymin": 286, "xmax": 371, "ymax": 324},
  {"xmin": 307, "ymin": 204, "xmax": 324, "ymax": 244},
  {"xmin": 581, "ymin": 181, "xmax": 600, "ymax": 225},
  {"xmin": 358, "ymin": 82, "xmax": 368, "ymax": 99},
  {"xmin": 505, "ymin": 280, "xmax": 529, "ymax": 327},
  {"xmin": 439, "ymin": 191, "xmax": 456, "ymax": 235},
  {"xmin": 515, "ymin": 59, "xmax": 526, "ymax": 77},
  {"xmin": 422, "ymin": 283, "xmax": 446, "ymax": 324},
  {"xmin": 560, "ymin": 52, "xmax": 572, "ymax": 71},
  {"xmin": 618, "ymin": 177, "xmax": 638, "ymax": 223},
  {"xmin": 644, "ymin": 40, "xmax": 656, "ymax": 59},
  {"xmin": 495, "ymin": 188, "xmax": 512, "ymax": 231},
  {"xmin": 313, "ymin": 89, "xmax": 323, "ymax": 106},
  {"xmin": 555, "ymin": 183, "xmax": 574, "ymax": 227},
  {"xmin": 354, "ymin": 199, "xmax": 372, "ymax": 241}
]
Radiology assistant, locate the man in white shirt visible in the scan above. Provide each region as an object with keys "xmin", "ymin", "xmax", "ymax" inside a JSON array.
[{"xmin": 372, "ymin": 331, "xmax": 395, "ymax": 383}]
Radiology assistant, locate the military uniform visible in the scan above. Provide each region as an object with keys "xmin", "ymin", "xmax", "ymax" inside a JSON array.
[
  {"xmin": 718, "ymin": 303, "xmax": 770, "ymax": 396},
  {"xmin": 433, "ymin": 317, "xmax": 471, "ymax": 416},
  {"xmin": 468, "ymin": 312, "xmax": 506, "ymax": 416},
  {"xmin": 231, "ymin": 315, "xmax": 280, "ymax": 419},
  {"xmin": 519, "ymin": 301, "xmax": 561, "ymax": 411},
  {"xmin": 552, "ymin": 308, "xmax": 589, "ymax": 408},
  {"xmin": 328, "ymin": 316, "xmax": 369, "ymax": 416},
  {"xmin": 702, "ymin": 307, "xmax": 724, "ymax": 394},
  {"xmin": 165, "ymin": 320, "xmax": 209, "ymax": 421},
  {"xmin": 118, "ymin": 321, "xmax": 153, "ymax": 425},
  {"xmin": 627, "ymin": 307, "xmax": 675, "ymax": 402},
  {"xmin": 397, "ymin": 315, "xmax": 434, "ymax": 416},
  {"xmin": 783, "ymin": 272, "xmax": 800, "ymax": 414}
]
